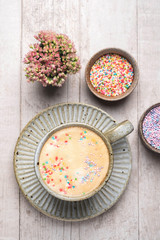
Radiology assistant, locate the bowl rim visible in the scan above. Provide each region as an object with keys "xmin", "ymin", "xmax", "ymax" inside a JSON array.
[
  {"xmin": 34, "ymin": 122, "xmax": 114, "ymax": 201},
  {"xmin": 138, "ymin": 102, "xmax": 160, "ymax": 154},
  {"xmin": 85, "ymin": 48, "xmax": 139, "ymax": 101}
]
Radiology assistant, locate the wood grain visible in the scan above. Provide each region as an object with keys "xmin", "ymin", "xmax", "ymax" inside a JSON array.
[
  {"xmin": 20, "ymin": 1, "xmax": 66, "ymax": 240},
  {"xmin": 138, "ymin": 0, "xmax": 160, "ymax": 239},
  {"xmin": 1, "ymin": 0, "xmax": 160, "ymax": 239},
  {"xmin": 0, "ymin": 0, "xmax": 21, "ymax": 239},
  {"xmin": 65, "ymin": 0, "xmax": 80, "ymax": 103},
  {"xmin": 80, "ymin": 0, "xmax": 138, "ymax": 239}
]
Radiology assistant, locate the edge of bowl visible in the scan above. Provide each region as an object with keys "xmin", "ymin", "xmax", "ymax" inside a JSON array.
[{"xmin": 138, "ymin": 102, "xmax": 160, "ymax": 154}]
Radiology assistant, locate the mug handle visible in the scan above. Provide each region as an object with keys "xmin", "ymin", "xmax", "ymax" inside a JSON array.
[{"xmin": 104, "ymin": 120, "xmax": 134, "ymax": 144}]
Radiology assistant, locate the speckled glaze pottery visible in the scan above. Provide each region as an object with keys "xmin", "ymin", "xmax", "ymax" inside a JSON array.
[
  {"xmin": 14, "ymin": 103, "xmax": 133, "ymax": 221},
  {"xmin": 139, "ymin": 103, "xmax": 160, "ymax": 154},
  {"xmin": 35, "ymin": 120, "xmax": 133, "ymax": 201}
]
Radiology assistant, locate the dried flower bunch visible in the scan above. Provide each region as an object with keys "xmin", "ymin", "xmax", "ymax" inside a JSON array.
[{"xmin": 24, "ymin": 31, "xmax": 80, "ymax": 87}]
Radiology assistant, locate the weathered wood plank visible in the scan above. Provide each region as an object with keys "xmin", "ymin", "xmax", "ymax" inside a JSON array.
[
  {"xmin": 2, "ymin": 0, "xmax": 159, "ymax": 239},
  {"xmin": 64, "ymin": 1, "xmax": 81, "ymax": 239},
  {"xmin": 0, "ymin": 0, "xmax": 21, "ymax": 239},
  {"xmin": 65, "ymin": 0, "xmax": 80, "ymax": 103},
  {"xmin": 20, "ymin": 0, "xmax": 67, "ymax": 239},
  {"xmin": 138, "ymin": 0, "xmax": 160, "ymax": 239},
  {"xmin": 79, "ymin": 0, "xmax": 138, "ymax": 239}
]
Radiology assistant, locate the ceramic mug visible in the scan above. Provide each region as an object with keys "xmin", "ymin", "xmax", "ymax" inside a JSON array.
[{"xmin": 35, "ymin": 120, "xmax": 134, "ymax": 201}]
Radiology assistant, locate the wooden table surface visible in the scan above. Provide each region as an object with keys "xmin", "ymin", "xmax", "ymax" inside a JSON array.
[{"xmin": 1, "ymin": 0, "xmax": 160, "ymax": 239}]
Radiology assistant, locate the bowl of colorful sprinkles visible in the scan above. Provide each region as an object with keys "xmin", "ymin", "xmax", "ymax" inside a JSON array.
[
  {"xmin": 85, "ymin": 48, "xmax": 139, "ymax": 101},
  {"xmin": 139, "ymin": 103, "xmax": 160, "ymax": 154}
]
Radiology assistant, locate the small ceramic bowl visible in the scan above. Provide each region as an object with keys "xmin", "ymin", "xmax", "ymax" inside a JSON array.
[
  {"xmin": 85, "ymin": 48, "xmax": 139, "ymax": 101},
  {"xmin": 139, "ymin": 103, "xmax": 160, "ymax": 154}
]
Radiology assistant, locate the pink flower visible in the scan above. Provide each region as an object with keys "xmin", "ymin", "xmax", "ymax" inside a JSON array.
[{"xmin": 24, "ymin": 31, "xmax": 81, "ymax": 87}]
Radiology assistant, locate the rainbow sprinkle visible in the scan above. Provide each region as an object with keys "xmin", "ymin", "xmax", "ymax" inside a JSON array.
[
  {"xmin": 79, "ymin": 130, "xmax": 87, "ymax": 140},
  {"xmin": 142, "ymin": 106, "xmax": 160, "ymax": 150},
  {"xmin": 90, "ymin": 54, "xmax": 134, "ymax": 97}
]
